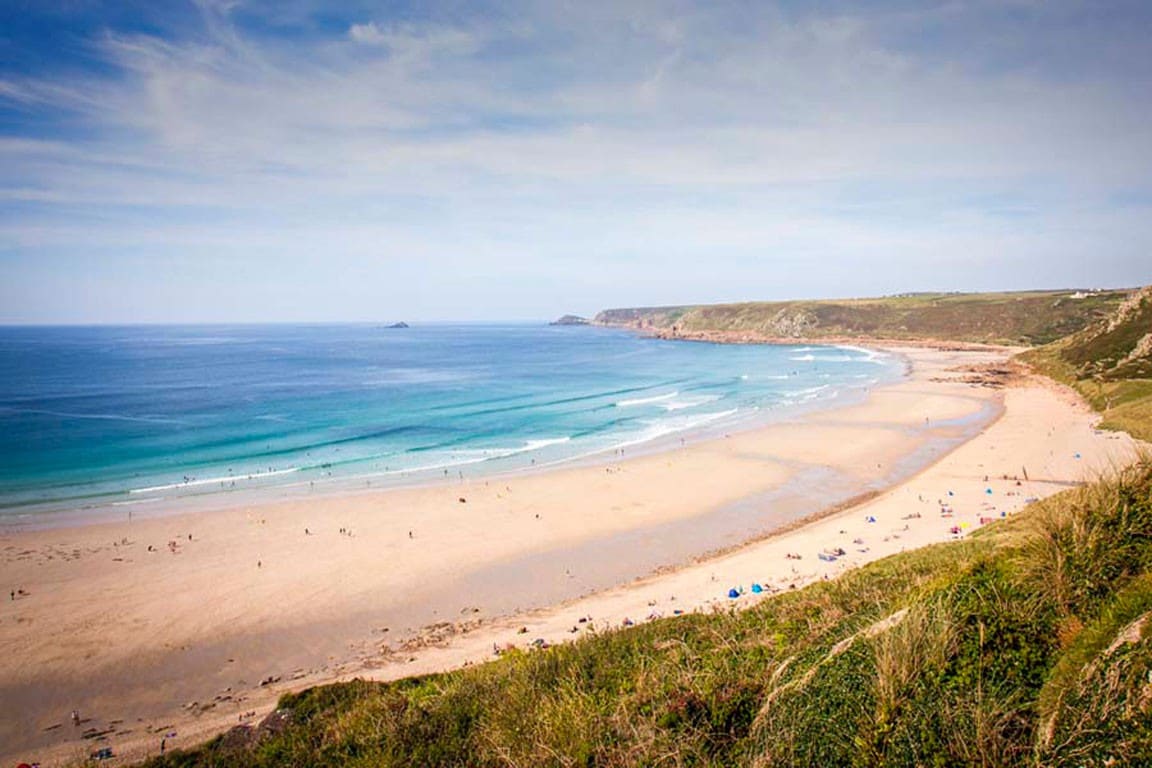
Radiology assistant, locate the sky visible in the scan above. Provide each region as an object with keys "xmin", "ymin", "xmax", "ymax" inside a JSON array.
[{"xmin": 1, "ymin": 0, "xmax": 1151, "ymax": 323}]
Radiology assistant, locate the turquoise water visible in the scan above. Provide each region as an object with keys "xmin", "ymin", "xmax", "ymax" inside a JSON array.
[{"xmin": 0, "ymin": 324, "xmax": 902, "ymax": 523}]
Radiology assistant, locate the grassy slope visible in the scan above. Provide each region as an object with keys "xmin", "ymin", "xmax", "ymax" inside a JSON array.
[
  {"xmin": 144, "ymin": 460, "xmax": 1152, "ymax": 768},
  {"xmin": 595, "ymin": 290, "xmax": 1130, "ymax": 346},
  {"xmin": 1020, "ymin": 287, "xmax": 1152, "ymax": 442},
  {"xmin": 1026, "ymin": 350, "xmax": 1152, "ymax": 442}
]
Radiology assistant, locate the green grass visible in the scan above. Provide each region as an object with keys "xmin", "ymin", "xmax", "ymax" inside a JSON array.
[
  {"xmin": 1056, "ymin": 291, "xmax": 1152, "ymax": 380},
  {"xmin": 1020, "ymin": 310, "xmax": 1152, "ymax": 443},
  {"xmin": 595, "ymin": 289, "xmax": 1130, "ymax": 346},
  {"xmin": 141, "ymin": 459, "xmax": 1152, "ymax": 768}
]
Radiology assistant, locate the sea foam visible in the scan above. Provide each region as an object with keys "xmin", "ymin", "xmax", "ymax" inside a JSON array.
[
  {"xmin": 615, "ymin": 392, "xmax": 679, "ymax": 407},
  {"xmin": 0, "ymin": 325, "xmax": 903, "ymax": 519}
]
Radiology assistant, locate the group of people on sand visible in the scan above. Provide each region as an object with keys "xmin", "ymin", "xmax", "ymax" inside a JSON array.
[{"xmin": 138, "ymin": 533, "xmax": 194, "ymax": 554}]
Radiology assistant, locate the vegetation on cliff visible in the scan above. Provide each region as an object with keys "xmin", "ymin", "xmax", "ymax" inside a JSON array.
[
  {"xmin": 1021, "ymin": 286, "xmax": 1152, "ymax": 442},
  {"xmin": 595, "ymin": 290, "xmax": 1130, "ymax": 346}
]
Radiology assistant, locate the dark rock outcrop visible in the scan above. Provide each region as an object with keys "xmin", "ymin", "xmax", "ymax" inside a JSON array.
[{"xmin": 550, "ymin": 315, "xmax": 590, "ymax": 326}]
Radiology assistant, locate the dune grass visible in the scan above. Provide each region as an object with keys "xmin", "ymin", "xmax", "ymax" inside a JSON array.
[{"xmin": 141, "ymin": 457, "xmax": 1152, "ymax": 768}]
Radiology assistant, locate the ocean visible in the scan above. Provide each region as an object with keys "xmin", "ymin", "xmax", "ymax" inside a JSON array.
[{"xmin": 0, "ymin": 323, "xmax": 901, "ymax": 524}]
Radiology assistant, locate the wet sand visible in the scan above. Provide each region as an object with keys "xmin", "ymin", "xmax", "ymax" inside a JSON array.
[{"xmin": 0, "ymin": 346, "xmax": 1141, "ymax": 766}]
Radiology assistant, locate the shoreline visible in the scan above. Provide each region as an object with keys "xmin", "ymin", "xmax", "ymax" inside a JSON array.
[
  {"xmin": 597, "ymin": 325, "xmax": 1021, "ymax": 351},
  {"xmin": 0, "ymin": 339, "xmax": 904, "ymax": 535},
  {"xmin": 1, "ymin": 344, "xmax": 1141, "ymax": 766}
]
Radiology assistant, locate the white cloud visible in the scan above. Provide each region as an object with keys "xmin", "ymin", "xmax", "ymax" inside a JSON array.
[
  {"xmin": 348, "ymin": 21, "xmax": 387, "ymax": 45},
  {"xmin": 348, "ymin": 20, "xmax": 480, "ymax": 61},
  {"xmin": 1, "ymin": 0, "xmax": 1150, "ymax": 322}
]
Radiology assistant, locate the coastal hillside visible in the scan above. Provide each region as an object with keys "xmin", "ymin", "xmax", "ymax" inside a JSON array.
[
  {"xmin": 129, "ymin": 289, "xmax": 1152, "ymax": 768},
  {"xmin": 141, "ymin": 459, "xmax": 1152, "ymax": 767},
  {"xmin": 1022, "ymin": 286, "xmax": 1152, "ymax": 441},
  {"xmin": 595, "ymin": 289, "xmax": 1130, "ymax": 346}
]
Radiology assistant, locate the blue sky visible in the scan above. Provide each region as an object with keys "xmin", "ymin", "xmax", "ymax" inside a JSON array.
[{"xmin": 1, "ymin": 0, "xmax": 1151, "ymax": 323}]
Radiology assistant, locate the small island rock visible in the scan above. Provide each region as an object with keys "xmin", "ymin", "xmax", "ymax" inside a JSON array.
[{"xmin": 550, "ymin": 315, "xmax": 590, "ymax": 326}]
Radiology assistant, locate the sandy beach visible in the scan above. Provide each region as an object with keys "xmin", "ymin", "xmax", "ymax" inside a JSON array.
[{"xmin": 0, "ymin": 345, "xmax": 1141, "ymax": 766}]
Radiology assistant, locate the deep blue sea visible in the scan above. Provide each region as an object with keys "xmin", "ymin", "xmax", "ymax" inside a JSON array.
[{"xmin": 0, "ymin": 324, "xmax": 901, "ymax": 523}]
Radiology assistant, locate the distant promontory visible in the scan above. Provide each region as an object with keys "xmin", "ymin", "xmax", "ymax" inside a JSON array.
[
  {"xmin": 592, "ymin": 289, "xmax": 1132, "ymax": 346},
  {"xmin": 550, "ymin": 315, "xmax": 590, "ymax": 326}
]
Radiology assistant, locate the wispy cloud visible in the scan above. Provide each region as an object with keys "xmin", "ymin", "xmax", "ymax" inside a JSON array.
[
  {"xmin": 347, "ymin": 21, "xmax": 387, "ymax": 45},
  {"xmin": 0, "ymin": 0, "xmax": 1150, "ymax": 322}
]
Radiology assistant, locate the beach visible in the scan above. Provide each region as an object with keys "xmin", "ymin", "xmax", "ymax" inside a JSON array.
[{"xmin": 0, "ymin": 345, "xmax": 1141, "ymax": 766}]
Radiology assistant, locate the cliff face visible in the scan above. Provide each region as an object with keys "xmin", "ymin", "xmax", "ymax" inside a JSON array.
[{"xmin": 594, "ymin": 290, "xmax": 1133, "ymax": 346}]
